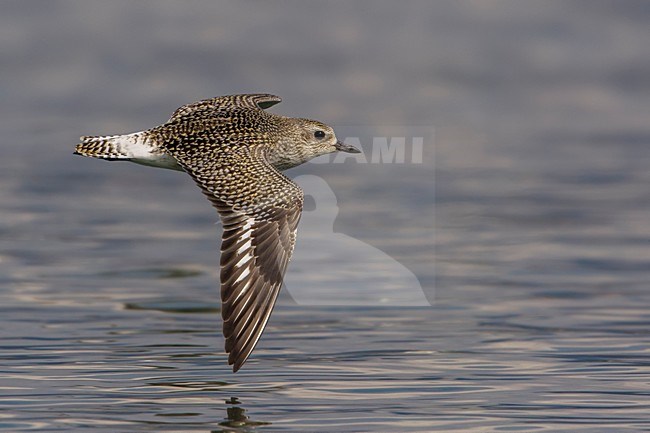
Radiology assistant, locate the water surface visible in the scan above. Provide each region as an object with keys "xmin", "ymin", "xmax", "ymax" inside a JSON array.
[{"xmin": 1, "ymin": 1, "xmax": 650, "ymax": 431}]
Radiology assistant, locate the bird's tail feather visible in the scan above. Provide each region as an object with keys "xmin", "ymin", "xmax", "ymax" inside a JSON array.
[{"xmin": 74, "ymin": 134, "xmax": 136, "ymax": 160}]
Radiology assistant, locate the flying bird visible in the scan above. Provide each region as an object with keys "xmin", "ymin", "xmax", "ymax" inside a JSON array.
[{"xmin": 75, "ymin": 94, "xmax": 360, "ymax": 372}]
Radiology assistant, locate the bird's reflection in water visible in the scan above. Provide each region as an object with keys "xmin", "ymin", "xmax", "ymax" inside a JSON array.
[{"xmin": 212, "ymin": 398, "xmax": 271, "ymax": 432}]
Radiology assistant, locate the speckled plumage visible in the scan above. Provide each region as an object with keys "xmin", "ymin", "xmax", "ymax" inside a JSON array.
[{"xmin": 75, "ymin": 94, "xmax": 360, "ymax": 372}]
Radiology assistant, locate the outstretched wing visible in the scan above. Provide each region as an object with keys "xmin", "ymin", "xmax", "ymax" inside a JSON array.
[
  {"xmin": 168, "ymin": 94, "xmax": 282, "ymax": 122},
  {"xmin": 170, "ymin": 141, "xmax": 302, "ymax": 372},
  {"xmin": 217, "ymin": 198, "xmax": 301, "ymax": 372}
]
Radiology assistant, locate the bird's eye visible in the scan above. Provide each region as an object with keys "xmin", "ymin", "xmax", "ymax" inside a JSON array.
[{"xmin": 314, "ymin": 130, "xmax": 326, "ymax": 139}]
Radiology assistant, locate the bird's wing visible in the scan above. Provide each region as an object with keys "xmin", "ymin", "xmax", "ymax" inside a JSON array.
[
  {"xmin": 170, "ymin": 143, "xmax": 302, "ymax": 372},
  {"xmin": 168, "ymin": 94, "xmax": 282, "ymax": 122}
]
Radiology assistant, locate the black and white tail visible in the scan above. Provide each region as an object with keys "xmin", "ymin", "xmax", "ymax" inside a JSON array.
[
  {"xmin": 74, "ymin": 132, "xmax": 148, "ymax": 160},
  {"xmin": 74, "ymin": 132, "xmax": 183, "ymax": 171}
]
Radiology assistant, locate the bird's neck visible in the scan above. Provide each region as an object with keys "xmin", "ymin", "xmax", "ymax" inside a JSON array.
[{"xmin": 265, "ymin": 139, "xmax": 311, "ymax": 171}]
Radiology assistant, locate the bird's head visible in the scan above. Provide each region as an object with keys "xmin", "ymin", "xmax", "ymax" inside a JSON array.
[
  {"xmin": 296, "ymin": 118, "xmax": 361, "ymax": 156},
  {"xmin": 271, "ymin": 118, "xmax": 360, "ymax": 170}
]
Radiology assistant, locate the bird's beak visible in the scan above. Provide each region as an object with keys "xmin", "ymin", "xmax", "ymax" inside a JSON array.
[{"xmin": 334, "ymin": 140, "xmax": 361, "ymax": 153}]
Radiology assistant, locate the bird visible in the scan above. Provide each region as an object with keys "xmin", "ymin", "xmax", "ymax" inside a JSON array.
[{"xmin": 74, "ymin": 94, "xmax": 361, "ymax": 372}]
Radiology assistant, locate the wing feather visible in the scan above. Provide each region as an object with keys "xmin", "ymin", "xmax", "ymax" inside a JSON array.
[
  {"xmin": 168, "ymin": 94, "xmax": 282, "ymax": 122},
  {"xmin": 168, "ymin": 139, "xmax": 302, "ymax": 372}
]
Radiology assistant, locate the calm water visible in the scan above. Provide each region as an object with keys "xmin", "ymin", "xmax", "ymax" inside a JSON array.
[{"xmin": 2, "ymin": 1, "xmax": 650, "ymax": 432}]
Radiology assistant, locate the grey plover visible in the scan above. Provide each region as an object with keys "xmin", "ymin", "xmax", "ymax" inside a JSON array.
[{"xmin": 75, "ymin": 94, "xmax": 360, "ymax": 372}]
